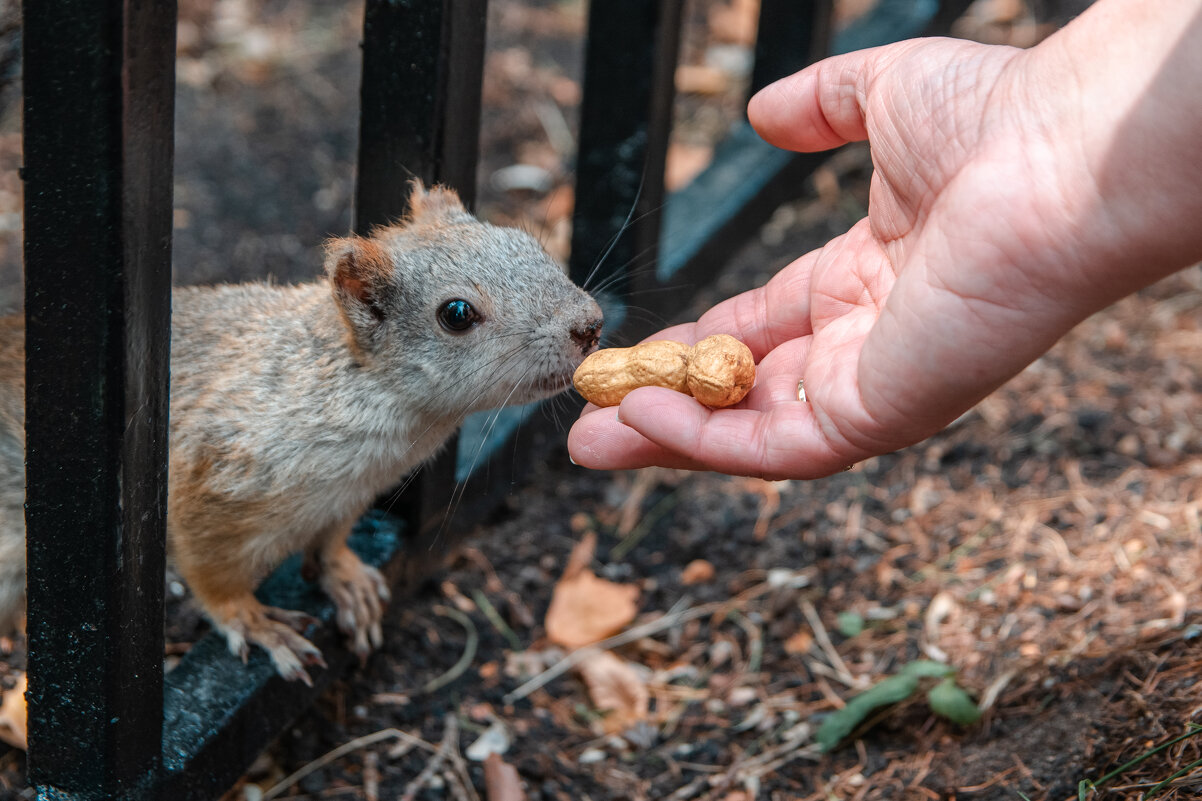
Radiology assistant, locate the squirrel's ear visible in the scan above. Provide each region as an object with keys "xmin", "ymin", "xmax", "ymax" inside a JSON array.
[
  {"xmin": 407, "ymin": 180, "xmax": 467, "ymax": 221},
  {"xmin": 325, "ymin": 236, "xmax": 392, "ymax": 325}
]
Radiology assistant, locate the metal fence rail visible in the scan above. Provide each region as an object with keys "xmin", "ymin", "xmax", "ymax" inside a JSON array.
[{"xmin": 20, "ymin": 1, "xmax": 974, "ymax": 798}]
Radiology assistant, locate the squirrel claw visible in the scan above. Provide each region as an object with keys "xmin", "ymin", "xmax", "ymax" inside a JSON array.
[
  {"xmin": 216, "ymin": 601, "xmax": 328, "ymax": 684},
  {"xmin": 264, "ymin": 607, "xmax": 320, "ymax": 635},
  {"xmin": 319, "ymin": 549, "xmax": 390, "ymax": 663}
]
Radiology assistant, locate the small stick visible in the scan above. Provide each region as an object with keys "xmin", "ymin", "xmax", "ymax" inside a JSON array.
[
  {"xmin": 472, "ymin": 588, "xmax": 523, "ymax": 652},
  {"xmin": 262, "ymin": 729, "xmax": 435, "ymax": 801},
  {"xmin": 363, "ymin": 751, "xmax": 379, "ymax": 801},
  {"xmin": 423, "ymin": 605, "xmax": 479, "ymax": 694},
  {"xmin": 401, "ymin": 716, "xmax": 458, "ymax": 801},
  {"xmin": 799, "ymin": 599, "xmax": 862, "ymax": 689},
  {"xmin": 503, "ymin": 597, "xmax": 706, "ymax": 704}
]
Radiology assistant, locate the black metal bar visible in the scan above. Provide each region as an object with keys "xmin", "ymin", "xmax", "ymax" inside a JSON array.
[
  {"xmin": 750, "ymin": 0, "xmax": 832, "ymax": 96},
  {"xmin": 356, "ymin": 0, "xmax": 488, "ymax": 225},
  {"xmin": 22, "ymin": 0, "xmax": 175, "ymax": 798},
  {"xmin": 356, "ymin": 0, "xmax": 488, "ymax": 561},
  {"xmin": 568, "ymin": 0, "xmax": 685, "ymax": 335}
]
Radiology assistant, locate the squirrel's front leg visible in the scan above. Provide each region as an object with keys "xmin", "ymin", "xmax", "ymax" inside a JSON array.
[{"xmin": 303, "ymin": 517, "xmax": 391, "ymax": 662}]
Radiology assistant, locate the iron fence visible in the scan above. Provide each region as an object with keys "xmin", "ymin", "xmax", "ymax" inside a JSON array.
[{"xmin": 20, "ymin": 1, "xmax": 973, "ymax": 797}]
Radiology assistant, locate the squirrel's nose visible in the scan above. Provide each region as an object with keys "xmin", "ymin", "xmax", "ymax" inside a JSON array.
[{"xmin": 571, "ymin": 318, "xmax": 603, "ymax": 355}]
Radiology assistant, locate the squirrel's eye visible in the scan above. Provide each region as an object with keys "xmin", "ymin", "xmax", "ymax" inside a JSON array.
[{"xmin": 437, "ymin": 299, "xmax": 481, "ymax": 332}]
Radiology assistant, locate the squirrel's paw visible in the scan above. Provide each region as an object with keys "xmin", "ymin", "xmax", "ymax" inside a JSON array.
[
  {"xmin": 319, "ymin": 546, "xmax": 391, "ymax": 663},
  {"xmin": 216, "ymin": 600, "xmax": 328, "ymax": 686}
]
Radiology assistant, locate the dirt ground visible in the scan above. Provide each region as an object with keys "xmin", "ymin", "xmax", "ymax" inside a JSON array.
[{"xmin": 1, "ymin": 1, "xmax": 1201, "ymax": 800}]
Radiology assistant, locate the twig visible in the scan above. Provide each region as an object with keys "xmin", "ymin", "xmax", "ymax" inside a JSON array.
[
  {"xmin": 363, "ymin": 751, "xmax": 379, "ymax": 801},
  {"xmin": 446, "ymin": 765, "xmax": 474, "ymax": 801},
  {"xmin": 728, "ymin": 610, "xmax": 763, "ymax": 675},
  {"xmin": 446, "ymin": 721, "xmax": 484, "ymax": 801},
  {"xmin": 262, "ymin": 729, "xmax": 435, "ymax": 801},
  {"xmin": 401, "ymin": 716, "xmax": 458, "ymax": 801},
  {"xmin": 665, "ymin": 774, "xmax": 713, "ymax": 801},
  {"xmin": 503, "ymin": 597, "xmax": 708, "ymax": 704},
  {"xmin": 472, "ymin": 588, "xmax": 523, "ymax": 652},
  {"xmin": 424, "ymin": 605, "xmax": 479, "ymax": 694},
  {"xmin": 800, "ymin": 599, "xmax": 863, "ymax": 689}
]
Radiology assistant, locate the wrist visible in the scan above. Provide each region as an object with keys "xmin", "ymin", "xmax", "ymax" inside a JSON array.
[{"xmin": 1016, "ymin": 0, "xmax": 1202, "ymax": 306}]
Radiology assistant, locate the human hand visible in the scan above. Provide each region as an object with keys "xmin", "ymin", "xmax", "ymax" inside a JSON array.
[{"xmin": 569, "ymin": 0, "xmax": 1202, "ymax": 479}]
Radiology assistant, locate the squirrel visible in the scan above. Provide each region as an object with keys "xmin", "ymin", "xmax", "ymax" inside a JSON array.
[{"xmin": 0, "ymin": 183, "xmax": 603, "ymax": 685}]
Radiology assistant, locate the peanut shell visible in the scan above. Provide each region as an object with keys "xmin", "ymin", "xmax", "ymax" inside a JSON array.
[
  {"xmin": 686, "ymin": 334, "xmax": 755, "ymax": 407},
  {"xmin": 573, "ymin": 340, "xmax": 690, "ymax": 407}
]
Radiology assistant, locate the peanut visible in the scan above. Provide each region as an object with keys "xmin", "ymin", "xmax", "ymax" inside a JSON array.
[
  {"xmin": 686, "ymin": 334, "xmax": 756, "ymax": 407},
  {"xmin": 574, "ymin": 334, "xmax": 755, "ymax": 408}
]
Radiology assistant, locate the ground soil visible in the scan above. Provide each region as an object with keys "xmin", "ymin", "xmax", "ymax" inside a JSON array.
[{"xmin": 0, "ymin": 1, "xmax": 1200, "ymax": 800}]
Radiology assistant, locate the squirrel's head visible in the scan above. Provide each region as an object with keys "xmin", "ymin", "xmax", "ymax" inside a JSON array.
[{"xmin": 324, "ymin": 181, "xmax": 602, "ymax": 416}]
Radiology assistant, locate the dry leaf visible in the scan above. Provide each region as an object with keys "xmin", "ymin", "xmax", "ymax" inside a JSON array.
[
  {"xmin": 545, "ymin": 534, "xmax": 639, "ymax": 649},
  {"xmin": 680, "ymin": 559, "xmax": 716, "ymax": 585},
  {"xmin": 483, "ymin": 753, "xmax": 525, "ymax": 801},
  {"xmin": 784, "ymin": 629, "xmax": 813, "ymax": 655},
  {"xmin": 577, "ymin": 651, "xmax": 648, "ymax": 733},
  {"xmin": 545, "ymin": 570, "xmax": 639, "ymax": 650},
  {"xmin": 0, "ymin": 673, "xmax": 26, "ymax": 750}
]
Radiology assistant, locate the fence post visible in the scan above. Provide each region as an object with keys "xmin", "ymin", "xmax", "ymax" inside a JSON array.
[
  {"xmin": 356, "ymin": 0, "xmax": 488, "ymax": 553},
  {"xmin": 22, "ymin": 1, "xmax": 176, "ymax": 798},
  {"xmin": 569, "ymin": 0, "xmax": 685, "ymax": 338},
  {"xmin": 751, "ymin": 0, "xmax": 832, "ymax": 95}
]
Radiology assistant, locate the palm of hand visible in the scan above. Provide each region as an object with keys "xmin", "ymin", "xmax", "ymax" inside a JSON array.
[{"xmin": 570, "ymin": 39, "xmax": 1072, "ymax": 478}]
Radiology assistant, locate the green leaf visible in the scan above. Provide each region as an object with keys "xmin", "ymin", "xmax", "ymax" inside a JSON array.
[
  {"xmin": 927, "ymin": 677, "xmax": 982, "ymax": 725},
  {"xmin": 900, "ymin": 660, "xmax": 954, "ymax": 679},
  {"xmin": 837, "ymin": 610, "xmax": 864, "ymax": 637},
  {"xmin": 816, "ymin": 674, "xmax": 920, "ymax": 752}
]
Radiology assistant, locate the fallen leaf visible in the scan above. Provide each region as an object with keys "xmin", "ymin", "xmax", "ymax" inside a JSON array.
[
  {"xmin": 483, "ymin": 753, "xmax": 525, "ymax": 801},
  {"xmin": 577, "ymin": 651, "xmax": 648, "ymax": 733},
  {"xmin": 0, "ymin": 673, "xmax": 26, "ymax": 750},
  {"xmin": 680, "ymin": 558, "xmax": 716, "ymax": 585},
  {"xmin": 545, "ymin": 534, "xmax": 639, "ymax": 649},
  {"xmin": 784, "ymin": 629, "xmax": 813, "ymax": 655}
]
